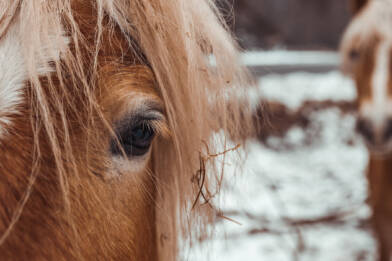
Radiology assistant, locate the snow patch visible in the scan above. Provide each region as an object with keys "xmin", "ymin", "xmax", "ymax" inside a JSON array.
[{"xmin": 248, "ymin": 71, "xmax": 356, "ymax": 110}]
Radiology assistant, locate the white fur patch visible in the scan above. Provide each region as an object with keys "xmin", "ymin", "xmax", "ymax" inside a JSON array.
[
  {"xmin": 0, "ymin": 22, "xmax": 68, "ymax": 137},
  {"xmin": 361, "ymin": 40, "xmax": 392, "ymax": 129},
  {"xmin": 0, "ymin": 23, "xmax": 27, "ymax": 133}
]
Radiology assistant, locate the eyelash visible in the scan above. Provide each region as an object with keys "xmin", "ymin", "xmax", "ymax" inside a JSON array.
[{"xmin": 110, "ymin": 118, "xmax": 157, "ymax": 157}]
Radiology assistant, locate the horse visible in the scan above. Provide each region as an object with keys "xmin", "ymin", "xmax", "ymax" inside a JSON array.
[
  {"xmin": 0, "ymin": 0, "xmax": 253, "ymax": 260},
  {"xmin": 341, "ymin": 0, "xmax": 392, "ymax": 260}
]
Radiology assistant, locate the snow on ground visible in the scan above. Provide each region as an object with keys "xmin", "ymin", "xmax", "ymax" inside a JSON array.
[
  {"xmin": 248, "ymin": 71, "xmax": 356, "ymax": 110},
  {"xmin": 186, "ymin": 71, "xmax": 377, "ymax": 261},
  {"xmin": 258, "ymin": 72, "xmax": 356, "ymax": 109},
  {"xmin": 241, "ymin": 51, "xmax": 340, "ymax": 67}
]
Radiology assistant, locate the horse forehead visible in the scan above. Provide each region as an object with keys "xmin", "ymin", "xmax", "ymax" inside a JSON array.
[
  {"xmin": 342, "ymin": 1, "xmax": 392, "ymax": 49},
  {"xmin": 0, "ymin": 23, "xmax": 27, "ymax": 136},
  {"xmin": 0, "ymin": 22, "xmax": 67, "ymax": 137}
]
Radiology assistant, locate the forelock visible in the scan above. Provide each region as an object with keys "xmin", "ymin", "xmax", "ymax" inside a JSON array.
[{"xmin": 342, "ymin": 0, "xmax": 392, "ymax": 47}]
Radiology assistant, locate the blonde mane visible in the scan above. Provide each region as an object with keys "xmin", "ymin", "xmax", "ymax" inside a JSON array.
[{"xmin": 0, "ymin": 0, "xmax": 254, "ymax": 259}]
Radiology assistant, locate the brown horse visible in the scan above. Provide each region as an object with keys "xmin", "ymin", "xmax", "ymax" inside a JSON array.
[
  {"xmin": 341, "ymin": 0, "xmax": 392, "ymax": 260},
  {"xmin": 0, "ymin": 0, "xmax": 253, "ymax": 260}
]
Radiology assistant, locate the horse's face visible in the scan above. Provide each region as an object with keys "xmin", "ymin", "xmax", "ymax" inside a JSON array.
[
  {"xmin": 0, "ymin": 0, "xmax": 253, "ymax": 259},
  {"xmin": 341, "ymin": 0, "xmax": 392, "ymax": 153},
  {"xmin": 0, "ymin": 7, "xmax": 166, "ymax": 260}
]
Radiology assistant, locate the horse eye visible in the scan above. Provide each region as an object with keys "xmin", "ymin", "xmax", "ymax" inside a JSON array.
[
  {"xmin": 111, "ymin": 120, "xmax": 156, "ymax": 157},
  {"xmin": 349, "ymin": 49, "xmax": 360, "ymax": 61}
]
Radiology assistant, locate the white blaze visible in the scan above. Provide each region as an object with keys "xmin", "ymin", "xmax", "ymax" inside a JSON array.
[
  {"xmin": 0, "ymin": 23, "xmax": 27, "ymax": 134},
  {"xmin": 361, "ymin": 40, "xmax": 392, "ymax": 130},
  {"xmin": 0, "ymin": 22, "xmax": 68, "ymax": 137}
]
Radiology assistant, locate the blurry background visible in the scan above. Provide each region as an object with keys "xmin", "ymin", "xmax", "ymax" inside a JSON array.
[
  {"xmin": 186, "ymin": 1, "xmax": 378, "ymax": 261},
  {"xmin": 228, "ymin": 0, "xmax": 350, "ymax": 50}
]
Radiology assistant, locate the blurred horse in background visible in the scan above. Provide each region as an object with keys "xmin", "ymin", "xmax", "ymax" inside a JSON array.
[
  {"xmin": 0, "ymin": 0, "xmax": 253, "ymax": 260},
  {"xmin": 341, "ymin": 0, "xmax": 392, "ymax": 260}
]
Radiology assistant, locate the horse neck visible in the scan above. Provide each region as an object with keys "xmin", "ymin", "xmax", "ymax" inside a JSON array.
[{"xmin": 367, "ymin": 153, "xmax": 392, "ymax": 210}]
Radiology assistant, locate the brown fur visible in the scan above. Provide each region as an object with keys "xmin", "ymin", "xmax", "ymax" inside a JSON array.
[
  {"xmin": 0, "ymin": 30, "xmax": 159, "ymax": 261},
  {"xmin": 368, "ymin": 156, "xmax": 392, "ymax": 261},
  {"xmin": 0, "ymin": 0, "xmax": 254, "ymax": 260}
]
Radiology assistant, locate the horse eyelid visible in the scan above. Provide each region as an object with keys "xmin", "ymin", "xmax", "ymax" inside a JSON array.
[{"xmin": 115, "ymin": 111, "xmax": 164, "ymax": 133}]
